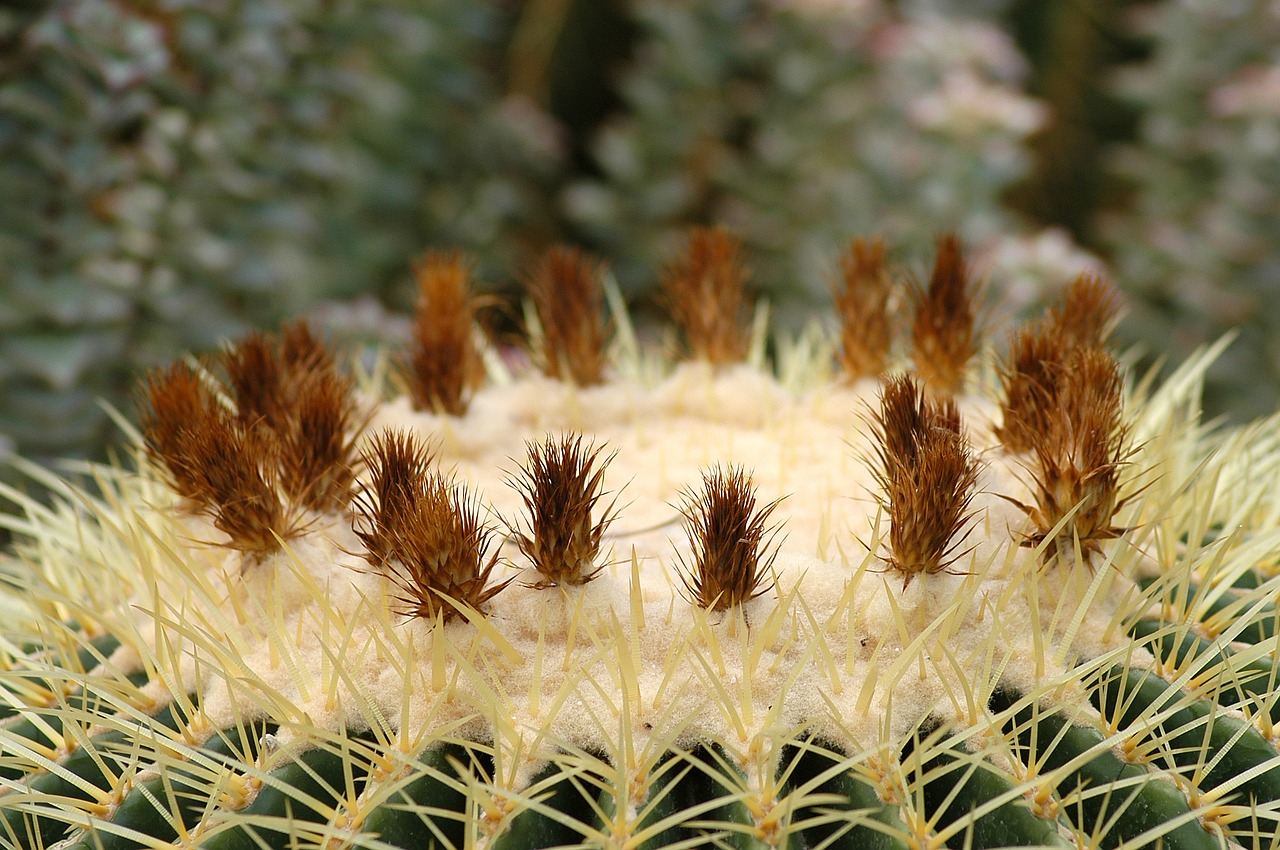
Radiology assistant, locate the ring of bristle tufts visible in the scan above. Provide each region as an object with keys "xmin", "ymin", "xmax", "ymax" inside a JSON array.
[
  {"xmin": 508, "ymin": 434, "xmax": 618, "ymax": 587},
  {"xmin": 872, "ymin": 374, "xmax": 981, "ymax": 587},
  {"xmin": 833, "ymin": 236, "xmax": 895, "ymax": 381},
  {"xmin": 526, "ymin": 246, "xmax": 610, "ymax": 386},
  {"xmin": 910, "ymin": 234, "xmax": 978, "ymax": 397},
  {"xmin": 354, "ymin": 429, "xmax": 506, "ymax": 621},
  {"xmin": 676, "ymin": 465, "xmax": 781, "ymax": 611},
  {"xmin": 406, "ymin": 251, "xmax": 484, "ymax": 416},
  {"xmin": 662, "ymin": 225, "xmax": 752, "ymax": 365}
]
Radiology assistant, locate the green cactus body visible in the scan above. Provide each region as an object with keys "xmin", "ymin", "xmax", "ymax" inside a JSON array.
[{"xmin": 3, "ymin": 266, "xmax": 1280, "ymax": 850}]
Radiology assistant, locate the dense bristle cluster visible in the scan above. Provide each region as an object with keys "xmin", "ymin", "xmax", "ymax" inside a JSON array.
[
  {"xmin": 1020, "ymin": 347, "xmax": 1128, "ymax": 561},
  {"xmin": 996, "ymin": 323, "xmax": 1069, "ymax": 454},
  {"xmin": 407, "ymin": 251, "xmax": 483, "ymax": 415},
  {"xmin": 677, "ymin": 465, "xmax": 780, "ymax": 611},
  {"xmin": 508, "ymin": 434, "xmax": 617, "ymax": 587},
  {"xmin": 662, "ymin": 226, "xmax": 751, "ymax": 364},
  {"xmin": 139, "ymin": 324, "xmax": 357, "ymax": 553},
  {"xmin": 1046, "ymin": 273, "xmax": 1120, "ymax": 348},
  {"xmin": 910, "ymin": 235, "xmax": 978, "ymax": 396},
  {"xmin": 872, "ymin": 375, "xmax": 980, "ymax": 587},
  {"xmin": 527, "ymin": 246, "xmax": 609, "ymax": 385},
  {"xmin": 833, "ymin": 237, "xmax": 894, "ymax": 381},
  {"xmin": 354, "ymin": 429, "xmax": 504, "ymax": 621}
]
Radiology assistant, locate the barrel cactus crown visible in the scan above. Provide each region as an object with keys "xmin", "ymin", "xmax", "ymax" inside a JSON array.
[{"xmin": 2, "ymin": 231, "xmax": 1279, "ymax": 850}]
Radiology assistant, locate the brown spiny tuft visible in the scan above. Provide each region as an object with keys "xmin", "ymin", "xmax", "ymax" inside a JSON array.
[
  {"xmin": 996, "ymin": 322, "xmax": 1071, "ymax": 454},
  {"xmin": 677, "ymin": 465, "xmax": 781, "ymax": 611},
  {"xmin": 223, "ymin": 331, "xmax": 282, "ymax": 430},
  {"xmin": 139, "ymin": 361, "xmax": 223, "ymax": 503},
  {"xmin": 183, "ymin": 411, "xmax": 291, "ymax": 556},
  {"xmin": 1018, "ymin": 346, "xmax": 1129, "ymax": 563},
  {"xmin": 527, "ymin": 246, "xmax": 609, "ymax": 385},
  {"xmin": 354, "ymin": 430, "xmax": 505, "ymax": 621},
  {"xmin": 910, "ymin": 234, "xmax": 978, "ymax": 396},
  {"xmin": 1047, "ymin": 274, "xmax": 1121, "ymax": 349},
  {"xmin": 141, "ymin": 368, "xmax": 290, "ymax": 555},
  {"xmin": 280, "ymin": 319, "xmax": 335, "ymax": 376},
  {"xmin": 222, "ymin": 322, "xmax": 361, "ymax": 512},
  {"xmin": 662, "ymin": 225, "xmax": 752, "ymax": 365},
  {"xmin": 407, "ymin": 251, "xmax": 484, "ymax": 415},
  {"xmin": 353, "ymin": 430, "xmax": 437, "ymax": 569},
  {"xmin": 277, "ymin": 368, "xmax": 361, "ymax": 512},
  {"xmin": 833, "ymin": 237, "xmax": 894, "ymax": 380},
  {"xmin": 509, "ymin": 434, "xmax": 617, "ymax": 587},
  {"xmin": 872, "ymin": 374, "xmax": 980, "ymax": 588}
]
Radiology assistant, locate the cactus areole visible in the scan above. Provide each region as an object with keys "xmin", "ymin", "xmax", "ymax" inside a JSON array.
[{"xmin": 2, "ymin": 235, "xmax": 1278, "ymax": 850}]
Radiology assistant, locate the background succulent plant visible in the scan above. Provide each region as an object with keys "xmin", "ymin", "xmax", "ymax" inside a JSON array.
[{"xmin": 2, "ymin": 235, "xmax": 1279, "ymax": 849}]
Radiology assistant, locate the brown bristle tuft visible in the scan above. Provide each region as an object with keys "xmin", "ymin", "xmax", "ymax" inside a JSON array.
[
  {"xmin": 139, "ymin": 362, "xmax": 223, "ymax": 503},
  {"xmin": 353, "ymin": 429, "xmax": 437, "ymax": 569},
  {"xmin": 910, "ymin": 234, "xmax": 978, "ymax": 396},
  {"xmin": 407, "ymin": 251, "xmax": 483, "ymax": 415},
  {"xmin": 509, "ymin": 434, "xmax": 617, "ymax": 587},
  {"xmin": 184, "ymin": 412, "xmax": 290, "ymax": 556},
  {"xmin": 1019, "ymin": 346, "xmax": 1129, "ymax": 562},
  {"xmin": 224, "ymin": 332, "xmax": 283, "ymax": 430},
  {"xmin": 527, "ymin": 246, "xmax": 609, "ymax": 386},
  {"xmin": 354, "ymin": 430, "xmax": 505, "ymax": 621},
  {"xmin": 280, "ymin": 319, "xmax": 335, "ymax": 376},
  {"xmin": 278, "ymin": 368, "xmax": 361, "ymax": 512},
  {"xmin": 832, "ymin": 237, "xmax": 894, "ymax": 380},
  {"xmin": 996, "ymin": 322, "xmax": 1071, "ymax": 454},
  {"xmin": 222, "ymin": 322, "xmax": 361, "ymax": 512},
  {"xmin": 662, "ymin": 225, "xmax": 752, "ymax": 365},
  {"xmin": 872, "ymin": 374, "xmax": 980, "ymax": 587},
  {"xmin": 677, "ymin": 465, "xmax": 781, "ymax": 611},
  {"xmin": 1047, "ymin": 274, "xmax": 1121, "ymax": 348}
]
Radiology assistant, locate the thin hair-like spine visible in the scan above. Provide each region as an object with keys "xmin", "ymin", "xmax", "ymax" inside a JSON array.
[
  {"xmin": 508, "ymin": 434, "xmax": 618, "ymax": 587},
  {"xmin": 871, "ymin": 374, "xmax": 981, "ymax": 588},
  {"xmin": 677, "ymin": 465, "xmax": 782, "ymax": 611},
  {"xmin": 662, "ymin": 225, "xmax": 752, "ymax": 365}
]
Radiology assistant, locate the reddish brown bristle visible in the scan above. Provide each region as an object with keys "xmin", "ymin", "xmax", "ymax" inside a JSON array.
[
  {"xmin": 996, "ymin": 322, "xmax": 1070, "ymax": 454},
  {"xmin": 872, "ymin": 374, "xmax": 980, "ymax": 587},
  {"xmin": 221, "ymin": 323, "xmax": 361, "ymax": 512},
  {"xmin": 662, "ymin": 226, "xmax": 752, "ymax": 365},
  {"xmin": 527, "ymin": 246, "xmax": 609, "ymax": 386},
  {"xmin": 1019, "ymin": 346, "xmax": 1128, "ymax": 562},
  {"xmin": 139, "ymin": 362, "xmax": 222, "ymax": 503},
  {"xmin": 184, "ymin": 412, "xmax": 290, "ymax": 556},
  {"xmin": 353, "ymin": 430, "xmax": 437, "ymax": 569},
  {"xmin": 677, "ymin": 465, "xmax": 781, "ymax": 611},
  {"xmin": 280, "ymin": 319, "xmax": 335, "ymax": 376},
  {"xmin": 1047, "ymin": 274, "xmax": 1121, "ymax": 349},
  {"xmin": 224, "ymin": 332, "xmax": 283, "ymax": 430},
  {"xmin": 278, "ymin": 369, "xmax": 361, "ymax": 512},
  {"xmin": 833, "ymin": 237, "xmax": 894, "ymax": 381},
  {"xmin": 407, "ymin": 251, "xmax": 483, "ymax": 416},
  {"xmin": 911, "ymin": 234, "xmax": 978, "ymax": 396},
  {"xmin": 354, "ymin": 430, "xmax": 505, "ymax": 621},
  {"xmin": 509, "ymin": 434, "xmax": 617, "ymax": 587}
]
